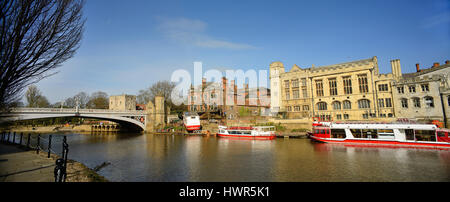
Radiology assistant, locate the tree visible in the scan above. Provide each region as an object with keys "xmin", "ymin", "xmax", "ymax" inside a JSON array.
[
  {"xmin": 74, "ymin": 91, "xmax": 89, "ymax": 108},
  {"xmin": 25, "ymin": 85, "xmax": 49, "ymax": 107},
  {"xmin": 0, "ymin": 0, "xmax": 85, "ymax": 110},
  {"xmin": 137, "ymin": 81, "xmax": 176, "ymax": 106},
  {"xmin": 86, "ymin": 91, "xmax": 108, "ymax": 109}
]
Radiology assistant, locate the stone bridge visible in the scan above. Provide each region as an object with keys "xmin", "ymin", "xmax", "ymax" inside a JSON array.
[{"xmin": 0, "ymin": 108, "xmax": 149, "ymax": 131}]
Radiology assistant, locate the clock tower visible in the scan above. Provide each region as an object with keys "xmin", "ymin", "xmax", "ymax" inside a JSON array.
[{"xmin": 269, "ymin": 61, "xmax": 285, "ymax": 115}]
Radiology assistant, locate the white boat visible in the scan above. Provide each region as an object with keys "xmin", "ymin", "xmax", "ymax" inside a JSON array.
[
  {"xmin": 183, "ymin": 112, "xmax": 201, "ymax": 132},
  {"xmin": 217, "ymin": 126, "xmax": 276, "ymax": 140},
  {"xmin": 310, "ymin": 119, "xmax": 450, "ymax": 149}
]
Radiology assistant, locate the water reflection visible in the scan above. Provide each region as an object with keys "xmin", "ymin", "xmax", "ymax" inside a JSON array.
[{"xmin": 14, "ymin": 132, "xmax": 450, "ymax": 182}]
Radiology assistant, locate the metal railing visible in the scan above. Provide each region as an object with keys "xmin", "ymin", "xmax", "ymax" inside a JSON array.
[
  {"xmin": 9, "ymin": 107, "xmax": 147, "ymax": 115},
  {"xmin": 0, "ymin": 131, "xmax": 69, "ymax": 182}
]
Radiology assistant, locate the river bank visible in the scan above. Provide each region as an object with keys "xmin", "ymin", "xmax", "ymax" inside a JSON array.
[
  {"xmin": 3, "ymin": 125, "xmax": 94, "ymax": 133},
  {"xmin": 0, "ymin": 143, "xmax": 108, "ymax": 182}
]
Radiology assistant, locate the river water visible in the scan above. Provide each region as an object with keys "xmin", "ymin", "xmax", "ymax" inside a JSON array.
[{"xmin": 21, "ymin": 132, "xmax": 450, "ymax": 182}]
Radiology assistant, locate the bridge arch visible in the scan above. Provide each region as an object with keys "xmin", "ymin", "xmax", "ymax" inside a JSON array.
[{"xmin": 0, "ymin": 114, "xmax": 146, "ymax": 131}]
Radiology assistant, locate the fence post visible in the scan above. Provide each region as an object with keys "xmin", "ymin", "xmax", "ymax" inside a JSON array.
[
  {"xmin": 20, "ymin": 133, "xmax": 23, "ymax": 146},
  {"xmin": 36, "ymin": 134, "xmax": 40, "ymax": 154},
  {"xmin": 48, "ymin": 135, "xmax": 52, "ymax": 158},
  {"xmin": 27, "ymin": 134, "xmax": 31, "ymax": 148}
]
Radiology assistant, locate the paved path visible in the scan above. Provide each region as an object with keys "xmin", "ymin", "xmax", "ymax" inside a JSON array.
[{"xmin": 0, "ymin": 144, "xmax": 55, "ymax": 182}]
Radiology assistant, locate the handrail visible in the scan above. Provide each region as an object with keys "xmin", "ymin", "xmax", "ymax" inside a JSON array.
[{"xmin": 8, "ymin": 107, "xmax": 147, "ymax": 114}]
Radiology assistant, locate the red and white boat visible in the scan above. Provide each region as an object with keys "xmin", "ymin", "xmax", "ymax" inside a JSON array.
[
  {"xmin": 217, "ymin": 126, "xmax": 276, "ymax": 140},
  {"xmin": 183, "ymin": 112, "xmax": 201, "ymax": 132},
  {"xmin": 310, "ymin": 119, "xmax": 450, "ymax": 149}
]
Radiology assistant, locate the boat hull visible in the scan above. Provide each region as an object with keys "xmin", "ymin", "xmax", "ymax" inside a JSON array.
[
  {"xmin": 310, "ymin": 136, "xmax": 450, "ymax": 149},
  {"xmin": 217, "ymin": 133, "xmax": 276, "ymax": 140},
  {"xmin": 185, "ymin": 124, "xmax": 201, "ymax": 131}
]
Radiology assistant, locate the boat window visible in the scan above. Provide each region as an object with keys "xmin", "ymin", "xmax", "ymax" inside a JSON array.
[
  {"xmin": 437, "ymin": 132, "xmax": 446, "ymax": 137},
  {"xmin": 405, "ymin": 129, "xmax": 414, "ymax": 140},
  {"xmin": 378, "ymin": 129, "xmax": 394, "ymax": 137},
  {"xmin": 350, "ymin": 129, "xmax": 362, "ymax": 138},
  {"xmin": 331, "ymin": 129, "xmax": 346, "ymax": 138},
  {"xmin": 320, "ymin": 129, "xmax": 326, "ymax": 134},
  {"xmin": 362, "ymin": 129, "xmax": 378, "ymax": 139},
  {"xmin": 414, "ymin": 130, "xmax": 436, "ymax": 142}
]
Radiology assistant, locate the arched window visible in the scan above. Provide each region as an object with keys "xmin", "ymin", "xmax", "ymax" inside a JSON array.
[
  {"xmin": 332, "ymin": 101, "xmax": 341, "ymax": 110},
  {"xmin": 424, "ymin": 96, "xmax": 434, "ymax": 108},
  {"xmin": 343, "ymin": 100, "xmax": 351, "ymax": 109},
  {"xmin": 358, "ymin": 99, "xmax": 370, "ymax": 109},
  {"xmin": 317, "ymin": 102, "xmax": 327, "ymax": 111}
]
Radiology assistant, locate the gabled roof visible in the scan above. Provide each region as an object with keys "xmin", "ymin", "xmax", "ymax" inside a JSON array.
[
  {"xmin": 402, "ymin": 63, "xmax": 450, "ymax": 79},
  {"xmin": 289, "ymin": 64, "xmax": 301, "ymax": 72}
]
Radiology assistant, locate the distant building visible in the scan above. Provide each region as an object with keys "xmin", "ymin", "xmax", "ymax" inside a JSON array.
[
  {"xmin": 109, "ymin": 94, "xmax": 136, "ymax": 111},
  {"xmin": 188, "ymin": 77, "xmax": 271, "ymax": 119}
]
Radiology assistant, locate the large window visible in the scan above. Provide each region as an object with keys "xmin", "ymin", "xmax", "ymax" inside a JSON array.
[
  {"xmin": 329, "ymin": 78, "xmax": 338, "ymax": 96},
  {"xmin": 421, "ymin": 84, "xmax": 429, "ymax": 92},
  {"xmin": 401, "ymin": 98, "xmax": 408, "ymax": 108},
  {"xmin": 332, "ymin": 101, "xmax": 341, "ymax": 110},
  {"xmin": 315, "ymin": 80, "xmax": 324, "ymax": 96},
  {"xmin": 331, "ymin": 129, "xmax": 346, "ymax": 138},
  {"xmin": 292, "ymin": 79, "xmax": 299, "ymax": 88},
  {"xmin": 413, "ymin": 97, "xmax": 420, "ymax": 108},
  {"xmin": 303, "ymin": 105, "xmax": 309, "ymax": 111},
  {"xmin": 285, "ymin": 91, "xmax": 290, "ymax": 100},
  {"xmin": 301, "ymin": 78, "xmax": 307, "ymax": 86},
  {"xmin": 293, "ymin": 90, "xmax": 299, "ymax": 99},
  {"xmin": 302, "ymin": 87, "xmax": 308, "ymax": 98},
  {"xmin": 415, "ymin": 130, "xmax": 436, "ymax": 142},
  {"xmin": 378, "ymin": 84, "xmax": 388, "ymax": 92},
  {"xmin": 343, "ymin": 100, "xmax": 351, "ymax": 109},
  {"xmin": 424, "ymin": 96, "xmax": 434, "ymax": 108},
  {"xmin": 294, "ymin": 106, "xmax": 300, "ymax": 111},
  {"xmin": 358, "ymin": 74, "xmax": 369, "ymax": 93},
  {"xmin": 378, "ymin": 98, "xmax": 385, "ymax": 108},
  {"xmin": 397, "ymin": 86, "xmax": 404, "ymax": 94},
  {"xmin": 317, "ymin": 102, "xmax": 327, "ymax": 111},
  {"xmin": 284, "ymin": 80, "xmax": 290, "ymax": 89},
  {"xmin": 343, "ymin": 76, "xmax": 352, "ymax": 94},
  {"xmin": 358, "ymin": 99, "xmax": 370, "ymax": 109},
  {"xmin": 408, "ymin": 85, "xmax": 416, "ymax": 93},
  {"xmin": 385, "ymin": 98, "xmax": 392, "ymax": 107}
]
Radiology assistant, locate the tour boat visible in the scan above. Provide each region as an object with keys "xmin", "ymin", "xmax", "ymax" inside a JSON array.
[
  {"xmin": 217, "ymin": 126, "xmax": 276, "ymax": 140},
  {"xmin": 183, "ymin": 112, "xmax": 201, "ymax": 132},
  {"xmin": 310, "ymin": 119, "xmax": 450, "ymax": 149}
]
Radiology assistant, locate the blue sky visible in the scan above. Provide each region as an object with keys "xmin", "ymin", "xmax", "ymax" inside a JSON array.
[{"xmin": 36, "ymin": 0, "xmax": 450, "ymax": 103}]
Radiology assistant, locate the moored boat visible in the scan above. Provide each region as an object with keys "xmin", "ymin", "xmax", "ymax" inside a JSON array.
[
  {"xmin": 310, "ymin": 119, "xmax": 450, "ymax": 149},
  {"xmin": 183, "ymin": 112, "xmax": 201, "ymax": 132},
  {"xmin": 217, "ymin": 126, "xmax": 276, "ymax": 140}
]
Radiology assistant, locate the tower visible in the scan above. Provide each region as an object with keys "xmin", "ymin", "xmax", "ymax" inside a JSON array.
[{"xmin": 269, "ymin": 61, "xmax": 285, "ymax": 115}]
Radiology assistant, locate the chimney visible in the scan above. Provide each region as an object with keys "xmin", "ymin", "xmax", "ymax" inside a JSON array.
[
  {"xmin": 445, "ymin": 60, "xmax": 449, "ymax": 65},
  {"xmin": 433, "ymin": 62, "xmax": 440, "ymax": 68},
  {"xmin": 416, "ymin": 63, "xmax": 420, "ymax": 72}
]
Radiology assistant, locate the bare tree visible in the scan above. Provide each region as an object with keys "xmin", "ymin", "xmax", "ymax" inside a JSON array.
[
  {"xmin": 137, "ymin": 81, "xmax": 176, "ymax": 105},
  {"xmin": 25, "ymin": 84, "xmax": 49, "ymax": 107},
  {"xmin": 0, "ymin": 0, "xmax": 85, "ymax": 110}
]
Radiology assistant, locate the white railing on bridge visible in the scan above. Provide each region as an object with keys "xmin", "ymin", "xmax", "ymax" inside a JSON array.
[{"xmin": 9, "ymin": 108, "xmax": 147, "ymax": 115}]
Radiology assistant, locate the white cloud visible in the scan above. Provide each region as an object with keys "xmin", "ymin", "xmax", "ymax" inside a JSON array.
[{"xmin": 156, "ymin": 17, "xmax": 258, "ymax": 50}]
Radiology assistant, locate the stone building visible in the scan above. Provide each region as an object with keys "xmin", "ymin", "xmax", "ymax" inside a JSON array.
[
  {"xmin": 270, "ymin": 56, "xmax": 397, "ymax": 121},
  {"xmin": 392, "ymin": 61, "xmax": 450, "ymax": 126},
  {"xmin": 145, "ymin": 96, "xmax": 169, "ymax": 131},
  {"xmin": 109, "ymin": 94, "xmax": 136, "ymax": 111},
  {"xmin": 188, "ymin": 77, "xmax": 271, "ymax": 119}
]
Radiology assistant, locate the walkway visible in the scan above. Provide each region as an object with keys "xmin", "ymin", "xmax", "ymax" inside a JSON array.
[{"xmin": 0, "ymin": 144, "xmax": 54, "ymax": 182}]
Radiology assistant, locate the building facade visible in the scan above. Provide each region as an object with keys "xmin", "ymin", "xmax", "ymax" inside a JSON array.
[
  {"xmin": 392, "ymin": 61, "xmax": 450, "ymax": 126},
  {"xmin": 109, "ymin": 94, "xmax": 136, "ymax": 111},
  {"xmin": 270, "ymin": 56, "xmax": 398, "ymax": 121}
]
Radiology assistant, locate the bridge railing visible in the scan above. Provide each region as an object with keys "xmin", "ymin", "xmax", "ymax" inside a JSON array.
[{"xmin": 9, "ymin": 107, "xmax": 147, "ymax": 115}]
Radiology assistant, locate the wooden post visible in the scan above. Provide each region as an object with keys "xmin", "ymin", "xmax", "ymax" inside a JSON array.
[
  {"xmin": 48, "ymin": 135, "xmax": 52, "ymax": 158},
  {"xmin": 36, "ymin": 134, "xmax": 40, "ymax": 154},
  {"xmin": 27, "ymin": 134, "xmax": 31, "ymax": 148}
]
